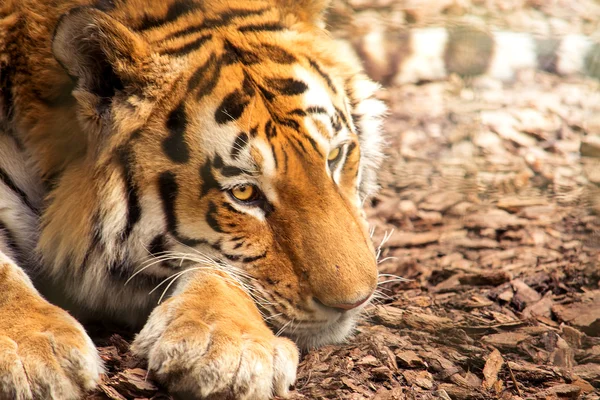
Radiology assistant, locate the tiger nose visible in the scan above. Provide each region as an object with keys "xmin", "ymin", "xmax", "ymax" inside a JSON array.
[{"xmin": 314, "ymin": 292, "xmax": 372, "ymax": 312}]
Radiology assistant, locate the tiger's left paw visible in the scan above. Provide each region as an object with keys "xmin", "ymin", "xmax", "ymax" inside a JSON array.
[{"xmin": 130, "ymin": 276, "xmax": 299, "ymax": 400}]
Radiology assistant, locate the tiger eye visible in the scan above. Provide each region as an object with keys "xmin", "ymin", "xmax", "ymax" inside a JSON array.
[
  {"xmin": 327, "ymin": 147, "xmax": 341, "ymax": 162},
  {"xmin": 231, "ymin": 185, "xmax": 255, "ymax": 201}
]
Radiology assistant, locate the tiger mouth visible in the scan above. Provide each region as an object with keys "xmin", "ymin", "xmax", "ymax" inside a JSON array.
[{"xmin": 260, "ymin": 300, "xmax": 366, "ymax": 349}]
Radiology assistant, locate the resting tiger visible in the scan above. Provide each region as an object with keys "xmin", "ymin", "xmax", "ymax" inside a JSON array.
[{"xmin": 0, "ymin": 0, "xmax": 385, "ymax": 398}]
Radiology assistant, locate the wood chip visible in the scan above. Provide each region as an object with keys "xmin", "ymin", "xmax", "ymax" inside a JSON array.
[
  {"xmin": 482, "ymin": 349, "xmax": 504, "ymax": 391},
  {"xmin": 403, "ymin": 370, "xmax": 434, "ymax": 389},
  {"xmin": 394, "ymin": 350, "xmax": 426, "ymax": 368},
  {"xmin": 373, "ymin": 306, "xmax": 454, "ymax": 331},
  {"xmin": 481, "ymin": 332, "xmax": 529, "ymax": 349},
  {"xmin": 511, "ymin": 279, "xmax": 542, "ymax": 309},
  {"xmin": 552, "ymin": 292, "xmax": 600, "ymax": 336},
  {"xmin": 541, "ymin": 384, "xmax": 582, "ymax": 399},
  {"xmin": 581, "ymin": 135, "xmax": 600, "ymax": 158}
]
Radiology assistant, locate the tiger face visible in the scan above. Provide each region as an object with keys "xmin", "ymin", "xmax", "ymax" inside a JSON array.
[{"xmin": 48, "ymin": 0, "xmax": 385, "ymax": 348}]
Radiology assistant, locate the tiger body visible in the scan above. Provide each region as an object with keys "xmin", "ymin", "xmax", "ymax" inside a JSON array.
[{"xmin": 0, "ymin": 0, "xmax": 384, "ymax": 398}]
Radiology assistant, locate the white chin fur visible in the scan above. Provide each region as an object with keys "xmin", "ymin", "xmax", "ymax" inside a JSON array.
[{"xmin": 286, "ymin": 312, "xmax": 359, "ymax": 350}]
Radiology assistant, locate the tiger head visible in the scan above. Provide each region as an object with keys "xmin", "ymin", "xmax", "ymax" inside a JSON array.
[{"xmin": 48, "ymin": 0, "xmax": 385, "ymax": 348}]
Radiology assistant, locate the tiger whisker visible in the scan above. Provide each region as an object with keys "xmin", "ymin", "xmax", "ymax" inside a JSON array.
[
  {"xmin": 377, "ymin": 278, "xmax": 410, "ymax": 284},
  {"xmin": 275, "ymin": 319, "xmax": 293, "ymax": 337},
  {"xmin": 263, "ymin": 312, "xmax": 283, "ymax": 322}
]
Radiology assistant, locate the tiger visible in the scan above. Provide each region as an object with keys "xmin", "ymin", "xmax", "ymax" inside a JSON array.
[{"xmin": 0, "ymin": 0, "xmax": 385, "ymax": 399}]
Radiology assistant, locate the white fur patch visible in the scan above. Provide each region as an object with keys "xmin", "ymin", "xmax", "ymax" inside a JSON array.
[
  {"xmin": 555, "ymin": 34, "xmax": 594, "ymax": 76},
  {"xmin": 394, "ymin": 28, "xmax": 449, "ymax": 84},
  {"xmin": 349, "ymin": 78, "xmax": 386, "ymax": 199},
  {"xmin": 253, "ymin": 139, "xmax": 277, "ymax": 180},
  {"xmin": 488, "ymin": 31, "xmax": 537, "ymax": 81}
]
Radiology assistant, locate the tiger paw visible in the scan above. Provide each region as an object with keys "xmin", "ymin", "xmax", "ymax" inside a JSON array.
[
  {"xmin": 0, "ymin": 262, "xmax": 103, "ymax": 400},
  {"xmin": 131, "ymin": 275, "xmax": 299, "ymax": 400}
]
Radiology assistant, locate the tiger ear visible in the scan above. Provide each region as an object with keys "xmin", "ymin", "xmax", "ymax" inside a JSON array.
[
  {"xmin": 275, "ymin": 0, "xmax": 331, "ymax": 26},
  {"xmin": 52, "ymin": 7, "xmax": 149, "ymax": 108}
]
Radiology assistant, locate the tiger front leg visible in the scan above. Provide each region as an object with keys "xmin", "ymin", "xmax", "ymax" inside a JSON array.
[
  {"xmin": 0, "ymin": 252, "xmax": 102, "ymax": 400},
  {"xmin": 131, "ymin": 272, "xmax": 299, "ymax": 400}
]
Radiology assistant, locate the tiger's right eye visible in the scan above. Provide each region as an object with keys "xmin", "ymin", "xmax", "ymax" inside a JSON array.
[
  {"xmin": 327, "ymin": 147, "xmax": 343, "ymax": 169},
  {"xmin": 229, "ymin": 185, "xmax": 261, "ymax": 203},
  {"xmin": 328, "ymin": 147, "xmax": 341, "ymax": 162}
]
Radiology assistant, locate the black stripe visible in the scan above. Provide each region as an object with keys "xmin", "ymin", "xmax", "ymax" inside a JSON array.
[
  {"xmin": 92, "ymin": 0, "xmax": 116, "ymax": 11},
  {"xmin": 238, "ymin": 23, "xmax": 284, "ymax": 33},
  {"xmin": 265, "ymin": 120, "xmax": 277, "ymax": 138},
  {"xmin": 334, "ymin": 106, "xmax": 351, "ymax": 132},
  {"xmin": 206, "ymin": 201, "xmax": 223, "ymax": 233},
  {"xmin": 0, "ymin": 64, "xmax": 15, "ymax": 120},
  {"xmin": 163, "ymin": 102, "xmax": 190, "ymax": 163},
  {"xmin": 148, "ymin": 234, "xmax": 168, "ymax": 256},
  {"xmin": 158, "ymin": 171, "xmax": 206, "ymax": 247},
  {"xmin": 351, "ymin": 113, "xmax": 363, "ymax": 137},
  {"xmin": 307, "ymin": 106, "xmax": 329, "ymax": 115},
  {"xmin": 223, "ymin": 202, "xmax": 243, "ymax": 215},
  {"xmin": 199, "ymin": 159, "xmax": 220, "ymax": 197},
  {"xmin": 188, "ymin": 53, "xmax": 224, "ymax": 100},
  {"xmin": 292, "ymin": 137, "xmax": 307, "ymax": 154},
  {"xmin": 213, "ymin": 154, "xmax": 224, "ymax": 169},
  {"xmin": 305, "ymin": 135, "xmax": 321, "ymax": 157},
  {"xmin": 260, "ymin": 44, "xmax": 296, "ymax": 64},
  {"xmin": 308, "ymin": 59, "xmax": 337, "ymax": 94},
  {"xmin": 159, "ymin": 34, "xmax": 213, "ymax": 56},
  {"xmin": 0, "ymin": 219, "xmax": 19, "ymax": 257},
  {"xmin": 231, "ymin": 132, "xmax": 249, "ymax": 159},
  {"xmin": 267, "ymin": 78, "xmax": 308, "ymax": 96},
  {"xmin": 258, "ymin": 85, "xmax": 276, "ymax": 102},
  {"xmin": 116, "ymin": 146, "xmax": 142, "ymax": 239},
  {"xmin": 223, "ymin": 253, "xmax": 240, "ymax": 261},
  {"xmin": 223, "ymin": 40, "xmax": 261, "ymax": 66},
  {"xmin": 242, "ymin": 252, "xmax": 266, "ymax": 263},
  {"xmin": 270, "ymin": 142, "xmax": 279, "ymax": 170},
  {"xmin": 347, "ymin": 142, "xmax": 358, "ymax": 156},
  {"xmin": 188, "ymin": 54, "xmax": 215, "ymax": 90},
  {"xmin": 289, "ymin": 138, "xmax": 308, "ymax": 160},
  {"xmin": 275, "ymin": 117, "xmax": 300, "ymax": 130},
  {"xmin": 330, "ymin": 115, "xmax": 342, "ymax": 133},
  {"xmin": 158, "ymin": 171, "xmax": 179, "ymax": 233},
  {"xmin": 136, "ymin": 0, "xmax": 200, "ymax": 31},
  {"xmin": 282, "ymin": 148, "xmax": 288, "ymax": 173},
  {"xmin": 262, "ymin": 200, "xmax": 274, "ymax": 218},
  {"xmin": 164, "ymin": 8, "xmax": 270, "ymax": 40},
  {"xmin": 221, "ymin": 166, "xmax": 245, "ymax": 177},
  {"xmin": 289, "ymin": 109, "xmax": 306, "ymax": 116},
  {"xmin": 215, "ymin": 90, "xmax": 250, "ymax": 124},
  {"xmin": 80, "ymin": 213, "xmax": 103, "ymax": 272},
  {"xmin": 0, "ymin": 167, "xmax": 37, "ymax": 214}
]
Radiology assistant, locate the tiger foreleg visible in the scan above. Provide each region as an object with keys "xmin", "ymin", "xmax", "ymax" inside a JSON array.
[
  {"xmin": 131, "ymin": 271, "xmax": 299, "ymax": 400},
  {"xmin": 0, "ymin": 252, "xmax": 102, "ymax": 400}
]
